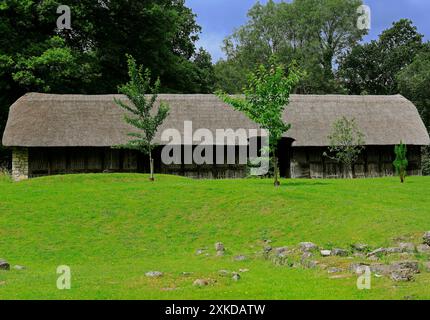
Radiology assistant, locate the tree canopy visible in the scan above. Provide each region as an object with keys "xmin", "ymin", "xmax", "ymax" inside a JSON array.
[
  {"xmin": 0, "ymin": 0, "xmax": 210, "ymax": 161},
  {"xmin": 215, "ymin": 0, "xmax": 365, "ymax": 94}
]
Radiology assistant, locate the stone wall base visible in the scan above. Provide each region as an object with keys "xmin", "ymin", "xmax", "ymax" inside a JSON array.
[{"xmin": 12, "ymin": 147, "xmax": 29, "ymax": 181}]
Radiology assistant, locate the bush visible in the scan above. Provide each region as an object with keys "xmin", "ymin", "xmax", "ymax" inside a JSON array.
[{"xmin": 0, "ymin": 166, "xmax": 12, "ymax": 183}]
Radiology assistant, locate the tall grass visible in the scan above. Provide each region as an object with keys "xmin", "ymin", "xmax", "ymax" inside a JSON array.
[{"xmin": 0, "ymin": 166, "xmax": 11, "ymax": 183}]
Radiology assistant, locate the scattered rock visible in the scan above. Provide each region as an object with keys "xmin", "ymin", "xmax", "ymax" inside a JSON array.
[
  {"xmin": 215, "ymin": 242, "xmax": 225, "ymax": 252},
  {"xmin": 274, "ymin": 247, "xmax": 289, "ymax": 255},
  {"xmin": 349, "ymin": 263, "xmax": 370, "ymax": 274},
  {"xmin": 218, "ymin": 270, "xmax": 230, "ymax": 277},
  {"xmin": 193, "ymin": 279, "xmax": 209, "ymax": 287},
  {"xmin": 196, "ymin": 249, "xmax": 206, "ymax": 255},
  {"xmin": 299, "ymin": 242, "xmax": 318, "ymax": 252},
  {"xmin": 239, "ymin": 268, "xmax": 249, "ymax": 273},
  {"xmin": 0, "ymin": 260, "xmax": 10, "ymax": 271},
  {"xmin": 232, "ymin": 273, "xmax": 241, "ymax": 281},
  {"xmin": 386, "ymin": 247, "xmax": 403, "ymax": 254},
  {"xmin": 399, "ymin": 243, "xmax": 415, "ymax": 253},
  {"xmin": 302, "ymin": 260, "xmax": 319, "ymax": 269},
  {"xmin": 352, "ymin": 244, "xmax": 369, "ymax": 252},
  {"xmin": 181, "ymin": 272, "xmax": 193, "ymax": 276},
  {"xmin": 353, "ymin": 253, "xmax": 366, "ymax": 258},
  {"xmin": 391, "ymin": 269, "xmax": 415, "ymax": 282},
  {"xmin": 423, "ymin": 232, "xmax": 430, "ymax": 246},
  {"xmin": 417, "ymin": 244, "xmax": 430, "ymax": 254},
  {"xmin": 320, "ymin": 250, "xmax": 331, "ymax": 257},
  {"xmin": 13, "ymin": 265, "xmax": 25, "ymax": 270},
  {"xmin": 331, "ymin": 248, "xmax": 349, "ymax": 257},
  {"xmin": 327, "ymin": 267, "xmax": 344, "ymax": 274},
  {"xmin": 301, "ymin": 252, "xmax": 314, "ymax": 263},
  {"xmin": 367, "ymin": 248, "xmax": 387, "ymax": 257},
  {"xmin": 370, "ymin": 264, "xmax": 392, "ymax": 276},
  {"xmin": 145, "ymin": 271, "xmax": 163, "ymax": 278},
  {"xmin": 390, "ymin": 261, "xmax": 419, "ymax": 274},
  {"xmin": 424, "ymin": 262, "xmax": 430, "ymax": 272},
  {"xmin": 233, "ymin": 255, "xmax": 247, "ymax": 262},
  {"xmin": 263, "ymin": 246, "xmax": 273, "ymax": 254}
]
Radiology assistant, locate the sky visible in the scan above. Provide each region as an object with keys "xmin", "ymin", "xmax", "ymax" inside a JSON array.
[{"xmin": 185, "ymin": 0, "xmax": 430, "ymax": 62}]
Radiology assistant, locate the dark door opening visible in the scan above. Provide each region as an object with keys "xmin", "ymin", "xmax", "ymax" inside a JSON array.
[{"xmin": 277, "ymin": 138, "xmax": 294, "ymax": 178}]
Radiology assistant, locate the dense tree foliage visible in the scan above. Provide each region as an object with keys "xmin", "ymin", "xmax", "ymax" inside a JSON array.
[
  {"xmin": 215, "ymin": 0, "xmax": 365, "ymax": 94},
  {"xmin": 0, "ymin": 0, "xmax": 210, "ymax": 162},
  {"xmin": 338, "ymin": 19, "xmax": 424, "ymax": 95}
]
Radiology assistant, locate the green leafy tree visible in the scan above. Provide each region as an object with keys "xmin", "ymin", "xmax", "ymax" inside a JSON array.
[
  {"xmin": 0, "ymin": 0, "xmax": 207, "ymax": 164},
  {"xmin": 393, "ymin": 142, "xmax": 408, "ymax": 183},
  {"xmin": 216, "ymin": 58, "xmax": 301, "ymax": 187},
  {"xmin": 397, "ymin": 49, "xmax": 430, "ymax": 132},
  {"xmin": 339, "ymin": 19, "xmax": 424, "ymax": 95},
  {"xmin": 115, "ymin": 55, "xmax": 170, "ymax": 181},
  {"xmin": 324, "ymin": 117, "xmax": 365, "ymax": 178},
  {"xmin": 218, "ymin": 0, "xmax": 364, "ymax": 94}
]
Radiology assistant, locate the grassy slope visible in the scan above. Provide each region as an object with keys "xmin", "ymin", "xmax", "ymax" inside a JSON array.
[{"xmin": 0, "ymin": 174, "xmax": 429, "ymax": 300}]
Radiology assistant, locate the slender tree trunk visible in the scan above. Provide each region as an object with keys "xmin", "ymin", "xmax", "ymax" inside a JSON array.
[
  {"xmin": 149, "ymin": 151, "xmax": 154, "ymax": 181},
  {"xmin": 273, "ymin": 156, "xmax": 280, "ymax": 187}
]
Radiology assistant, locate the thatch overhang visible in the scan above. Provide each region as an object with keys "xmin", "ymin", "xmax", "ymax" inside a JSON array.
[{"xmin": 2, "ymin": 93, "xmax": 429, "ymax": 147}]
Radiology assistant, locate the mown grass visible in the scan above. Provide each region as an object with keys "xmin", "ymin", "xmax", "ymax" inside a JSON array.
[{"xmin": 0, "ymin": 174, "xmax": 429, "ymax": 300}]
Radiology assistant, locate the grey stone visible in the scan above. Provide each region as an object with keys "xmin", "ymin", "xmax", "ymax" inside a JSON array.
[
  {"xmin": 331, "ymin": 248, "xmax": 349, "ymax": 257},
  {"xmin": 0, "ymin": 260, "xmax": 10, "ymax": 271},
  {"xmin": 239, "ymin": 268, "xmax": 249, "ymax": 273},
  {"xmin": 181, "ymin": 272, "xmax": 193, "ymax": 276},
  {"xmin": 215, "ymin": 242, "xmax": 225, "ymax": 252},
  {"xmin": 417, "ymin": 244, "xmax": 430, "ymax": 254},
  {"xmin": 391, "ymin": 269, "xmax": 415, "ymax": 282},
  {"xmin": 193, "ymin": 279, "xmax": 209, "ymax": 287},
  {"xmin": 327, "ymin": 267, "xmax": 344, "ymax": 274},
  {"xmin": 423, "ymin": 232, "xmax": 430, "ymax": 246},
  {"xmin": 399, "ymin": 243, "xmax": 416, "ymax": 253},
  {"xmin": 320, "ymin": 250, "xmax": 331, "ymax": 257},
  {"xmin": 424, "ymin": 262, "xmax": 430, "ymax": 272},
  {"xmin": 351, "ymin": 243, "xmax": 369, "ymax": 252},
  {"xmin": 234, "ymin": 255, "xmax": 247, "ymax": 262},
  {"xmin": 302, "ymin": 260, "xmax": 319, "ymax": 269},
  {"xmin": 301, "ymin": 252, "xmax": 314, "ymax": 261},
  {"xmin": 263, "ymin": 246, "xmax": 273, "ymax": 254},
  {"xmin": 370, "ymin": 264, "xmax": 392, "ymax": 275},
  {"xmin": 232, "ymin": 273, "xmax": 241, "ymax": 281},
  {"xmin": 386, "ymin": 247, "xmax": 403, "ymax": 254},
  {"xmin": 390, "ymin": 261, "xmax": 419, "ymax": 274},
  {"xmin": 367, "ymin": 248, "xmax": 387, "ymax": 257},
  {"xmin": 13, "ymin": 265, "xmax": 25, "ymax": 270},
  {"xmin": 299, "ymin": 242, "xmax": 318, "ymax": 252},
  {"xmin": 274, "ymin": 247, "xmax": 289, "ymax": 255},
  {"xmin": 196, "ymin": 249, "xmax": 206, "ymax": 255},
  {"xmin": 145, "ymin": 271, "xmax": 163, "ymax": 278},
  {"xmin": 349, "ymin": 263, "xmax": 370, "ymax": 274},
  {"xmin": 218, "ymin": 270, "xmax": 230, "ymax": 277}
]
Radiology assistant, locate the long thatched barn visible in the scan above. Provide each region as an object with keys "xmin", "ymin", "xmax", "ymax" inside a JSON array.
[{"xmin": 2, "ymin": 93, "xmax": 429, "ymax": 181}]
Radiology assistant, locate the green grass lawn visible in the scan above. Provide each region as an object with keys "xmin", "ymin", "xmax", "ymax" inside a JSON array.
[{"xmin": 0, "ymin": 173, "xmax": 430, "ymax": 300}]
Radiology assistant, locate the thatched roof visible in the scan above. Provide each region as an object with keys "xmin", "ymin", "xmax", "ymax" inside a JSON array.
[{"xmin": 2, "ymin": 93, "xmax": 429, "ymax": 147}]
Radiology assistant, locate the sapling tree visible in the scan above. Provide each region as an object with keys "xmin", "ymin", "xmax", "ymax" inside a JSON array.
[
  {"xmin": 114, "ymin": 55, "xmax": 170, "ymax": 181},
  {"xmin": 216, "ymin": 57, "xmax": 301, "ymax": 187},
  {"xmin": 393, "ymin": 141, "xmax": 408, "ymax": 183},
  {"xmin": 324, "ymin": 117, "xmax": 365, "ymax": 179}
]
